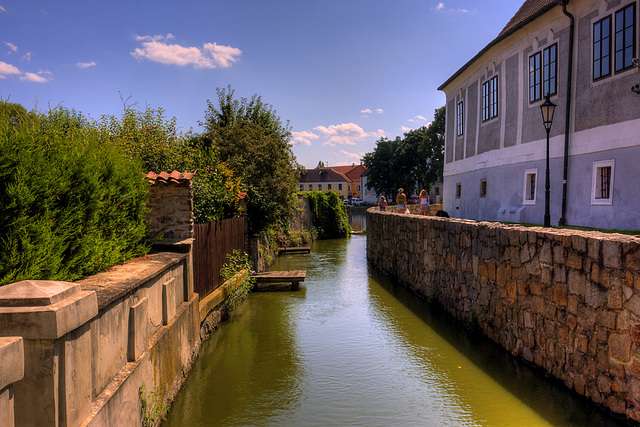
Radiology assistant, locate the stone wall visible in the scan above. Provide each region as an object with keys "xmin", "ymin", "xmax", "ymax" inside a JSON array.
[
  {"xmin": 145, "ymin": 171, "xmax": 194, "ymax": 241},
  {"xmin": 367, "ymin": 207, "xmax": 640, "ymax": 422}
]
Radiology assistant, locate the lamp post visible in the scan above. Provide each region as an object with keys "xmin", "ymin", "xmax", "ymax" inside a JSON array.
[{"xmin": 540, "ymin": 95, "xmax": 556, "ymax": 227}]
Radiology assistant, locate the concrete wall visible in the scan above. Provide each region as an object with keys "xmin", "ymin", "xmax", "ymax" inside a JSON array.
[
  {"xmin": 0, "ymin": 337, "xmax": 24, "ymax": 427},
  {"xmin": 367, "ymin": 207, "xmax": 640, "ymax": 423}
]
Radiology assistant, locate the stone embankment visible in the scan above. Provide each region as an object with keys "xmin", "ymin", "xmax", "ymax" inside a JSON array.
[{"xmin": 367, "ymin": 207, "xmax": 640, "ymax": 422}]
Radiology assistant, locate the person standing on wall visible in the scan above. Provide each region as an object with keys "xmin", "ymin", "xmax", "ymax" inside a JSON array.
[
  {"xmin": 419, "ymin": 189, "xmax": 429, "ymax": 216},
  {"xmin": 396, "ymin": 188, "xmax": 407, "ymax": 214},
  {"xmin": 379, "ymin": 195, "xmax": 387, "ymax": 211}
]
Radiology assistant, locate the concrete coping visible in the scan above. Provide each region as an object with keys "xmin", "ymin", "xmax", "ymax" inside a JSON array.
[
  {"xmin": 77, "ymin": 251, "xmax": 188, "ymax": 310},
  {"xmin": 0, "ymin": 280, "xmax": 80, "ymax": 307},
  {"xmin": 0, "ymin": 337, "xmax": 24, "ymax": 391}
]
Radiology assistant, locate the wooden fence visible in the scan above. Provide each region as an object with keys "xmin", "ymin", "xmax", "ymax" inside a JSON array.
[{"xmin": 193, "ymin": 216, "xmax": 247, "ymax": 297}]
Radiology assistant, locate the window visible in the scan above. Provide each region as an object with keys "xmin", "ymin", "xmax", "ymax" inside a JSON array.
[
  {"xmin": 615, "ymin": 3, "xmax": 636, "ymax": 72},
  {"xmin": 594, "ymin": 16, "xmax": 612, "ymax": 79},
  {"xmin": 457, "ymin": 101, "xmax": 464, "ymax": 136},
  {"xmin": 328, "ymin": 184, "xmax": 332, "ymax": 190},
  {"xmin": 591, "ymin": 160, "xmax": 615, "ymax": 205},
  {"xmin": 479, "ymin": 179, "xmax": 487, "ymax": 198},
  {"xmin": 482, "ymin": 76, "xmax": 498, "ymax": 121},
  {"xmin": 543, "ymin": 44, "xmax": 557, "ymax": 97},
  {"xmin": 523, "ymin": 169, "xmax": 538, "ymax": 205},
  {"xmin": 318, "ymin": 184, "xmax": 322, "ymax": 191},
  {"xmin": 308, "ymin": 184, "xmax": 313, "ymax": 191},
  {"xmin": 299, "ymin": 184, "xmax": 304, "ymax": 191},
  {"xmin": 435, "ymin": 187, "xmax": 440, "ymax": 196},
  {"xmin": 529, "ymin": 44, "xmax": 557, "ymax": 102},
  {"xmin": 456, "ymin": 183, "xmax": 462, "ymax": 199},
  {"xmin": 338, "ymin": 184, "xmax": 343, "ymax": 190},
  {"xmin": 356, "ymin": 185, "xmax": 361, "ymax": 191}
]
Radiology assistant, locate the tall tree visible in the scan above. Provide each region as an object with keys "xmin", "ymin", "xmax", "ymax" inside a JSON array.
[
  {"xmin": 363, "ymin": 106, "xmax": 445, "ymax": 199},
  {"xmin": 202, "ymin": 86, "xmax": 301, "ymax": 232}
]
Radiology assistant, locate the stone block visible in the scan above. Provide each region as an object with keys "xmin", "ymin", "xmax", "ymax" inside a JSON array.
[
  {"xmin": 539, "ymin": 242, "xmax": 552, "ymax": 264},
  {"xmin": 0, "ymin": 337, "xmax": 24, "ymax": 392},
  {"xmin": 0, "ymin": 281, "xmax": 98, "ymax": 340},
  {"xmin": 588, "ymin": 238, "xmax": 601, "ymax": 260},
  {"xmin": 627, "ymin": 246, "xmax": 640, "ymax": 272},
  {"xmin": 0, "ymin": 388, "xmax": 14, "ymax": 427},
  {"xmin": 554, "ymin": 265, "xmax": 566, "ymax": 284},
  {"xmin": 553, "ymin": 286, "xmax": 568, "ymax": 306},
  {"xmin": 596, "ymin": 310, "xmax": 616, "ymax": 330},
  {"xmin": 163, "ymin": 277, "xmax": 177, "ymax": 325},
  {"xmin": 607, "ymin": 285, "xmax": 623, "ymax": 310},
  {"xmin": 566, "ymin": 252, "xmax": 582, "ymax": 270},
  {"xmin": 63, "ymin": 323, "xmax": 92, "ymax": 427},
  {"xmin": 567, "ymin": 270, "xmax": 585, "ymax": 296},
  {"xmin": 585, "ymin": 283, "xmax": 607, "ymax": 309},
  {"xmin": 603, "ymin": 239, "xmax": 622, "ymax": 269},
  {"xmin": 608, "ymin": 333, "xmax": 631, "ymax": 362},
  {"xmin": 553, "ymin": 244, "xmax": 565, "ymax": 264},
  {"xmin": 128, "ymin": 297, "xmax": 149, "ymax": 362},
  {"xmin": 572, "ymin": 235, "xmax": 587, "ymax": 253},
  {"xmin": 577, "ymin": 307, "xmax": 597, "ymax": 329},
  {"xmin": 625, "ymin": 295, "xmax": 640, "ymax": 317}
]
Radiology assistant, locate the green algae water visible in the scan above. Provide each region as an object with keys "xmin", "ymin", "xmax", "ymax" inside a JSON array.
[{"xmin": 165, "ymin": 235, "xmax": 622, "ymax": 426}]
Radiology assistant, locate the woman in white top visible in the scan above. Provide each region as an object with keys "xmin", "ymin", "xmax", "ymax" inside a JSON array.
[{"xmin": 419, "ymin": 189, "xmax": 429, "ymax": 216}]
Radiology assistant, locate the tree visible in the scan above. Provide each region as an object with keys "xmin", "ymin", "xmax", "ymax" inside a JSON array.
[
  {"xmin": 363, "ymin": 106, "xmax": 445, "ymax": 199},
  {"xmin": 202, "ymin": 86, "xmax": 301, "ymax": 233}
]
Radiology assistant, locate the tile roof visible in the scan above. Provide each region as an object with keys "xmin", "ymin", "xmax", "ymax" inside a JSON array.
[
  {"xmin": 324, "ymin": 164, "xmax": 367, "ymax": 182},
  {"xmin": 438, "ymin": 0, "xmax": 557, "ymax": 91},
  {"xmin": 145, "ymin": 171, "xmax": 196, "ymax": 185},
  {"xmin": 299, "ymin": 168, "xmax": 350, "ymax": 183}
]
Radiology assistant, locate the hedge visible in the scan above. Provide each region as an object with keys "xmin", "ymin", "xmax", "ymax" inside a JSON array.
[{"xmin": 302, "ymin": 191, "xmax": 350, "ymax": 239}]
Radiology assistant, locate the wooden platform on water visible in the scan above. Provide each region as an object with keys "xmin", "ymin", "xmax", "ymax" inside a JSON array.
[
  {"xmin": 252, "ymin": 270, "xmax": 306, "ymax": 291},
  {"xmin": 277, "ymin": 246, "xmax": 311, "ymax": 254}
]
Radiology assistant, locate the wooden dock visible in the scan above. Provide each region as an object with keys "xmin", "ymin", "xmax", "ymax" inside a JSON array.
[
  {"xmin": 277, "ymin": 246, "xmax": 311, "ymax": 254},
  {"xmin": 252, "ymin": 270, "xmax": 306, "ymax": 291}
]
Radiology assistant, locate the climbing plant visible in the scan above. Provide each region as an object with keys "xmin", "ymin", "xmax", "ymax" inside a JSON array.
[{"xmin": 302, "ymin": 191, "xmax": 350, "ymax": 239}]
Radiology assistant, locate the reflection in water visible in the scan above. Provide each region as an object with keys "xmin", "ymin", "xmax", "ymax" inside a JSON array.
[
  {"xmin": 166, "ymin": 236, "xmax": 623, "ymax": 427},
  {"xmin": 348, "ymin": 211, "xmax": 366, "ymax": 232}
]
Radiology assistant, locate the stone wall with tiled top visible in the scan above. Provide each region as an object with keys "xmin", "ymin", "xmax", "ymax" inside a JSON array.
[
  {"xmin": 146, "ymin": 180, "xmax": 194, "ymax": 240},
  {"xmin": 366, "ymin": 207, "xmax": 640, "ymax": 423}
]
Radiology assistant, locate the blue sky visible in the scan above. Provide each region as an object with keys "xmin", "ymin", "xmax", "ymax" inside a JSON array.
[{"xmin": 0, "ymin": 0, "xmax": 523, "ymax": 168}]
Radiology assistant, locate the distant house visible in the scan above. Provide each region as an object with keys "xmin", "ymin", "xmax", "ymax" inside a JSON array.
[
  {"xmin": 299, "ymin": 163, "xmax": 367, "ymax": 200},
  {"xmin": 298, "ymin": 168, "xmax": 350, "ymax": 199},
  {"xmin": 439, "ymin": 0, "xmax": 640, "ymax": 229}
]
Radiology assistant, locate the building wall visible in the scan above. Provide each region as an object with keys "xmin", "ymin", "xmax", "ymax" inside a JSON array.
[
  {"xmin": 300, "ymin": 181, "xmax": 349, "ymax": 199},
  {"xmin": 367, "ymin": 208, "xmax": 640, "ymax": 423},
  {"xmin": 441, "ymin": 0, "xmax": 640, "ymax": 229}
]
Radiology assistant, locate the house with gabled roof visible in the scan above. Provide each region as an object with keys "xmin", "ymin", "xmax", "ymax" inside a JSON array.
[
  {"xmin": 439, "ymin": 0, "xmax": 640, "ymax": 230},
  {"xmin": 299, "ymin": 163, "xmax": 367, "ymax": 200}
]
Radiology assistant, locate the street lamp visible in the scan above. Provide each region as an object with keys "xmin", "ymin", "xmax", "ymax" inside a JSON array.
[{"xmin": 540, "ymin": 95, "xmax": 556, "ymax": 227}]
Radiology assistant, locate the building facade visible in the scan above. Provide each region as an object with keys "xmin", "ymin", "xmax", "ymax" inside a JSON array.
[
  {"xmin": 439, "ymin": 0, "xmax": 640, "ymax": 230},
  {"xmin": 298, "ymin": 168, "xmax": 350, "ymax": 199}
]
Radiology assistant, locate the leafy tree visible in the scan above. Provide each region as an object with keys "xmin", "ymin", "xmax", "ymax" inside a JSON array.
[
  {"xmin": 202, "ymin": 86, "xmax": 301, "ymax": 233},
  {"xmin": 98, "ymin": 106, "xmax": 242, "ymax": 223},
  {"xmin": 302, "ymin": 191, "xmax": 349, "ymax": 239},
  {"xmin": 363, "ymin": 106, "xmax": 445, "ymax": 199}
]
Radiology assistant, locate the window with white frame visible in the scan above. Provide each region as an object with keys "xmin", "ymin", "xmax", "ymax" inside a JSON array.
[
  {"xmin": 594, "ymin": 15, "xmax": 612, "ymax": 80},
  {"xmin": 523, "ymin": 169, "xmax": 538, "ymax": 205},
  {"xmin": 308, "ymin": 184, "xmax": 313, "ymax": 191},
  {"xmin": 591, "ymin": 160, "xmax": 615, "ymax": 205},
  {"xmin": 338, "ymin": 184, "xmax": 343, "ymax": 190},
  {"xmin": 356, "ymin": 185, "xmax": 361, "ymax": 191},
  {"xmin": 615, "ymin": 3, "xmax": 636, "ymax": 72},
  {"xmin": 593, "ymin": 3, "xmax": 636, "ymax": 80}
]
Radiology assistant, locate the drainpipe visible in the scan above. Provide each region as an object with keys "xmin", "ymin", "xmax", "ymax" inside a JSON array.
[{"xmin": 558, "ymin": 0, "xmax": 574, "ymax": 225}]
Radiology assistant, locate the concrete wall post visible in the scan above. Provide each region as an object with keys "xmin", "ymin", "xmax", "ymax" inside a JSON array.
[{"xmin": 0, "ymin": 280, "xmax": 98, "ymax": 427}]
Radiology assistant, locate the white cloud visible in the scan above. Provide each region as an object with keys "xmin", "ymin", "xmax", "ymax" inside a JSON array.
[
  {"xmin": 291, "ymin": 130, "xmax": 319, "ymax": 146},
  {"xmin": 132, "ymin": 34, "xmax": 241, "ymax": 69},
  {"xmin": 0, "ymin": 61, "xmax": 20, "ymax": 78},
  {"xmin": 21, "ymin": 52, "xmax": 31, "ymax": 62},
  {"xmin": 76, "ymin": 61, "xmax": 96, "ymax": 69},
  {"xmin": 20, "ymin": 70, "xmax": 52, "ymax": 83},
  {"xmin": 409, "ymin": 115, "xmax": 427, "ymax": 123},
  {"xmin": 401, "ymin": 126, "xmax": 413, "ymax": 133},
  {"xmin": 0, "ymin": 6, "xmax": 6, "ymax": 13},
  {"xmin": 314, "ymin": 123, "xmax": 372, "ymax": 146},
  {"xmin": 339, "ymin": 149, "xmax": 365, "ymax": 161},
  {"xmin": 4, "ymin": 42, "xmax": 17, "ymax": 53},
  {"xmin": 360, "ymin": 107, "xmax": 383, "ymax": 117},
  {"xmin": 434, "ymin": 3, "xmax": 469, "ymax": 13}
]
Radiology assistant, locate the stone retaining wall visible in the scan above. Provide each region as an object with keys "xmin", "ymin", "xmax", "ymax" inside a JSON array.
[{"xmin": 366, "ymin": 207, "xmax": 640, "ymax": 422}]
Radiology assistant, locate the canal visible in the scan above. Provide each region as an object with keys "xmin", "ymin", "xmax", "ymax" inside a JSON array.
[{"xmin": 166, "ymin": 233, "xmax": 622, "ymax": 426}]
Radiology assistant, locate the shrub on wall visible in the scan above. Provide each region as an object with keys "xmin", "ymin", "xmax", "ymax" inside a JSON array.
[
  {"xmin": 0, "ymin": 107, "xmax": 150, "ymax": 285},
  {"xmin": 302, "ymin": 191, "xmax": 349, "ymax": 239}
]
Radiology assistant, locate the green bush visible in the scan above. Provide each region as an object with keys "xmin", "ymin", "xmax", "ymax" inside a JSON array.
[
  {"xmin": 302, "ymin": 191, "xmax": 349, "ymax": 239},
  {"xmin": 0, "ymin": 107, "xmax": 150, "ymax": 285}
]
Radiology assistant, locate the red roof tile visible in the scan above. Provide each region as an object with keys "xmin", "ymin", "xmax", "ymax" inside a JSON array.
[{"xmin": 145, "ymin": 171, "xmax": 196, "ymax": 185}]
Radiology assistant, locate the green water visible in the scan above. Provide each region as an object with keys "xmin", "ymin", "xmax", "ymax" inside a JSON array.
[{"xmin": 165, "ymin": 236, "xmax": 622, "ymax": 426}]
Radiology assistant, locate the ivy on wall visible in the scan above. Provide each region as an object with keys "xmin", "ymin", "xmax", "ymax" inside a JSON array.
[{"xmin": 302, "ymin": 191, "xmax": 349, "ymax": 239}]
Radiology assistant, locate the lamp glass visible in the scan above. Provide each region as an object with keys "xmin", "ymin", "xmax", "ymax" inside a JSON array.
[{"xmin": 540, "ymin": 95, "xmax": 556, "ymax": 130}]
